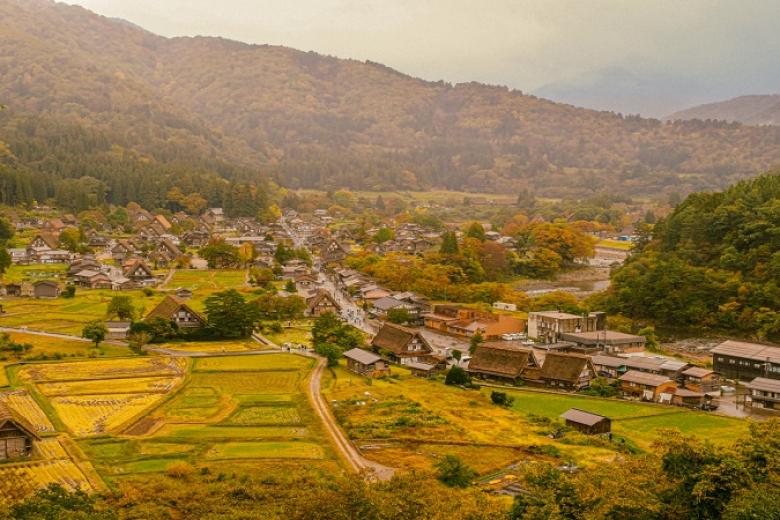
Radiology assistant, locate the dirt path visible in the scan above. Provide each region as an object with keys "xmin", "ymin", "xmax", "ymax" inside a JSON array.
[
  {"xmin": 304, "ymin": 354, "xmax": 395, "ymax": 481},
  {"xmin": 159, "ymin": 268, "xmax": 176, "ymax": 289}
]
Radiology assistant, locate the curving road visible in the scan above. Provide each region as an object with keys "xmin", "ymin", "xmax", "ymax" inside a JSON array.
[{"xmin": 305, "ymin": 353, "xmax": 395, "ymax": 481}]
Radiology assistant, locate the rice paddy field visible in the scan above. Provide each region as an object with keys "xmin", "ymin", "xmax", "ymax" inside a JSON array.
[
  {"xmin": 74, "ymin": 353, "xmax": 338, "ymax": 482},
  {"xmin": 14, "ymin": 357, "xmax": 187, "ymax": 437},
  {"xmin": 168, "ymin": 269, "xmax": 247, "ymax": 292},
  {"xmin": 0, "ymin": 289, "xmax": 162, "ymax": 336},
  {"xmin": 0, "ymin": 332, "xmax": 128, "ymax": 388},
  {"xmin": 322, "ymin": 365, "xmax": 751, "ymax": 475},
  {"xmin": 155, "ymin": 340, "xmax": 271, "ymax": 354}
]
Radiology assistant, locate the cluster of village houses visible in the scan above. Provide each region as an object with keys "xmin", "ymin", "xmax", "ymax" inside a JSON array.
[{"xmin": 1, "ymin": 206, "xmax": 779, "ymax": 448}]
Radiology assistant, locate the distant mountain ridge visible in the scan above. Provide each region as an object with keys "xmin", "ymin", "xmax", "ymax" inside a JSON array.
[
  {"xmin": 667, "ymin": 95, "xmax": 780, "ymax": 126},
  {"xmin": 1, "ymin": 0, "xmax": 780, "ymax": 200}
]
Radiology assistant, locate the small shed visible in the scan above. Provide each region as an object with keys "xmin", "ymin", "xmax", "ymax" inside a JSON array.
[
  {"xmin": 175, "ymin": 287, "xmax": 193, "ymax": 300},
  {"xmin": 33, "ymin": 280, "xmax": 60, "ymax": 299},
  {"xmin": 406, "ymin": 361, "xmax": 439, "ymax": 378},
  {"xmin": 343, "ymin": 348, "xmax": 390, "ymax": 378},
  {"xmin": 560, "ymin": 408, "xmax": 611, "ymax": 435},
  {"xmin": 105, "ymin": 321, "xmax": 132, "ymax": 340},
  {"xmin": 0, "ymin": 401, "xmax": 40, "ymax": 460}
]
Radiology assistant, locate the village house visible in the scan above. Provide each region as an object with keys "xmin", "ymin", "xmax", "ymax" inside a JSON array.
[
  {"xmin": 681, "ymin": 367, "xmax": 721, "ymax": 394},
  {"xmin": 304, "ymin": 290, "xmax": 341, "ymax": 317},
  {"xmin": 0, "ymin": 401, "xmax": 39, "ymax": 460},
  {"xmin": 68, "ymin": 257, "xmax": 102, "ymax": 277},
  {"xmin": 423, "ymin": 304, "xmax": 525, "ymax": 340},
  {"xmin": 371, "ymin": 323, "xmax": 434, "ymax": 365},
  {"xmin": 176, "ymin": 287, "xmax": 193, "ymax": 299},
  {"xmin": 560, "ymin": 408, "xmax": 611, "ymax": 435},
  {"xmin": 111, "ymin": 239, "xmax": 137, "ymax": 264},
  {"xmin": 149, "ymin": 239, "xmax": 183, "ymax": 268},
  {"xmin": 537, "ymin": 352, "xmax": 595, "ymax": 390},
  {"xmin": 560, "ymin": 330, "xmax": 646, "ymax": 354},
  {"xmin": 745, "ymin": 377, "xmax": 780, "ymax": 411},
  {"xmin": 527, "ymin": 311, "xmax": 606, "ymax": 343},
  {"xmin": 320, "ymin": 239, "xmax": 349, "ymax": 265},
  {"xmin": 146, "ymin": 295, "xmax": 206, "ymax": 329},
  {"xmin": 711, "ymin": 340, "xmax": 780, "ymax": 381},
  {"xmin": 294, "ymin": 273, "xmax": 320, "ymax": 291},
  {"xmin": 105, "ymin": 321, "xmax": 131, "ymax": 340},
  {"xmin": 468, "ymin": 342, "xmax": 539, "ymax": 384},
  {"xmin": 33, "ymin": 280, "xmax": 60, "ymax": 299},
  {"xmin": 590, "ymin": 354, "xmax": 627, "ymax": 379},
  {"xmin": 619, "ymin": 370, "xmax": 677, "ymax": 403},
  {"xmin": 123, "ymin": 259, "xmax": 157, "ymax": 286},
  {"xmin": 182, "ymin": 229, "xmax": 211, "ymax": 248},
  {"xmin": 202, "ymin": 208, "xmax": 225, "ymax": 227},
  {"xmin": 73, "ymin": 269, "xmax": 112, "ymax": 289},
  {"xmin": 342, "ymin": 348, "xmax": 390, "ymax": 378}
]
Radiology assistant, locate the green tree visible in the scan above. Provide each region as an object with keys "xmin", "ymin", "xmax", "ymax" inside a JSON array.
[
  {"xmin": 439, "ymin": 231, "xmax": 460, "ymax": 255},
  {"xmin": 465, "ymin": 222, "xmax": 486, "ymax": 242},
  {"xmin": 445, "ymin": 366, "xmax": 471, "ymax": 386},
  {"xmin": 61, "ymin": 285, "xmax": 76, "ymax": 298},
  {"xmin": 386, "ymin": 307, "xmax": 410, "ymax": 324},
  {"xmin": 107, "ymin": 295, "xmax": 135, "ymax": 321},
  {"xmin": 638, "ymin": 326, "xmax": 660, "ymax": 352},
  {"xmin": 469, "ymin": 330, "xmax": 483, "ymax": 355},
  {"xmin": 435, "ymin": 455, "xmax": 476, "ymax": 488},
  {"xmin": 204, "ymin": 289, "xmax": 259, "ymax": 338},
  {"xmin": 82, "ymin": 321, "xmax": 107, "ymax": 348},
  {"xmin": 373, "ymin": 227, "xmax": 395, "ymax": 243},
  {"xmin": 199, "ymin": 240, "xmax": 240, "ymax": 268},
  {"xmin": 9, "ymin": 484, "xmax": 116, "ymax": 520},
  {"xmin": 284, "ymin": 279, "xmax": 297, "ymax": 293}
]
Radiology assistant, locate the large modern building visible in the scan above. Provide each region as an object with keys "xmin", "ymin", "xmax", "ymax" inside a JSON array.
[
  {"xmin": 711, "ymin": 340, "xmax": 780, "ymax": 381},
  {"xmin": 527, "ymin": 311, "xmax": 606, "ymax": 343}
]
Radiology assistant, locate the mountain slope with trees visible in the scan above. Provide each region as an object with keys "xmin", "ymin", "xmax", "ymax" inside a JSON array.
[
  {"xmin": 667, "ymin": 94, "xmax": 780, "ymax": 126},
  {"xmin": 602, "ymin": 171, "xmax": 780, "ymax": 340},
  {"xmin": 2, "ymin": 0, "xmax": 780, "ymax": 202}
]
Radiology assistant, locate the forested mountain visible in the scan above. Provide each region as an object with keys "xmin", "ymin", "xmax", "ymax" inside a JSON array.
[
  {"xmin": 2, "ymin": 0, "xmax": 780, "ymax": 205},
  {"xmin": 668, "ymin": 95, "xmax": 780, "ymax": 127},
  {"xmin": 603, "ymin": 172, "xmax": 780, "ymax": 341}
]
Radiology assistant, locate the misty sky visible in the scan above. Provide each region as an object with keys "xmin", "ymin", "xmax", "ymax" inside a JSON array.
[{"xmin": 65, "ymin": 0, "xmax": 780, "ymax": 116}]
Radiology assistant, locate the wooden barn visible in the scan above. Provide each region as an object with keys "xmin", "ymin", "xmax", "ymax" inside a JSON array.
[
  {"xmin": 560, "ymin": 408, "xmax": 611, "ymax": 435},
  {"xmin": 0, "ymin": 401, "xmax": 39, "ymax": 460}
]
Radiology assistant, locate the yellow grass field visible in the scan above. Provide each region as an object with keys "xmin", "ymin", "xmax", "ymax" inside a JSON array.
[
  {"xmin": 193, "ymin": 354, "xmax": 313, "ymax": 372},
  {"xmin": 0, "ymin": 389, "xmax": 55, "ymax": 433},
  {"xmin": 37, "ymin": 376, "xmax": 181, "ymax": 396},
  {"xmin": 51, "ymin": 393, "xmax": 169, "ymax": 437},
  {"xmin": 18, "ymin": 357, "xmax": 187, "ymax": 383},
  {"xmin": 157, "ymin": 340, "xmax": 269, "ymax": 353}
]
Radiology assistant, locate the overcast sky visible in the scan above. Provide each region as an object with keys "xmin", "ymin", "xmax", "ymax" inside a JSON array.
[{"xmin": 64, "ymin": 0, "xmax": 780, "ymax": 116}]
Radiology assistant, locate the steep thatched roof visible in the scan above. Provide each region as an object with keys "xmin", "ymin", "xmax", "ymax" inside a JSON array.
[
  {"xmin": 371, "ymin": 323, "xmax": 430, "ymax": 355},
  {"xmin": 0, "ymin": 400, "xmax": 40, "ymax": 440},
  {"xmin": 539, "ymin": 352, "xmax": 592, "ymax": 383},
  {"xmin": 469, "ymin": 342, "xmax": 537, "ymax": 379},
  {"xmin": 146, "ymin": 295, "xmax": 204, "ymax": 323}
]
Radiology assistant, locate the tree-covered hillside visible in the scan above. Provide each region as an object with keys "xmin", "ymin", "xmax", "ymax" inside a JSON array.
[
  {"xmin": 2, "ymin": 0, "xmax": 780, "ymax": 200},
  {"xmin": 604, "ymin": 172, "xmax": 780, "ymax": 340}
]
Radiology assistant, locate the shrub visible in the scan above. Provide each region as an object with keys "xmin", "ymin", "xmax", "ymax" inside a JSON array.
[
  {"xmin": 445, "ymin": 366, "xmax": 471, "ymax": 386},
  {"xmin": 435, "ymin": 455, "xmax": 476, "ymax": 488},
  {"xmin": 490, "ymin": 391, "xmax": 515, "ymax": 407},
  {"xmin": 165, "ymin": 461, "xmax": 196, "ymax": 479}
]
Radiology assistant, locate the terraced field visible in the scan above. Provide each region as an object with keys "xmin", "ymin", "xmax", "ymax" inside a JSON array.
[
  {"xmin": 17, "ymin": 357, "xmax": 187, "ymax": 437},
  {"xmin": 76, "ymin": 353, "xmax": 336, "ymax": 481}
]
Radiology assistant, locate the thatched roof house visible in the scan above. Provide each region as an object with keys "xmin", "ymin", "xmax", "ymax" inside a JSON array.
[
  {"xmin": 371, "ymin": 323, "xmax": 433, "ymax": 365},
  {"xmin": 537, "ymin": 352, "xmax": 595, "ymax": 390},
  {"xmin": 146, "ymin": 295, "xmax": 205, "ymax": 329},
  {"xmin": 468, "ymin": 341, "xmax": 539, "ymax": 383},
  {"xmin": 0, "ymin": 400, "xmax": 40, "ymax": 460}
]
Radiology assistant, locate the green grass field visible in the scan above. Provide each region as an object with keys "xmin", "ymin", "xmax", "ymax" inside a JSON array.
[
  {"xmin": 323, "ymin": 365, "xmax": 751, "ymax": 474},
  {"xmin": 2, "ymin": 263, "xmax": 68, "ymax": 282},
  {"xmin": 71, "ymin": 352, "xmax": 334, "ymax": 482},
  {"xmin": 168, "ymin": 269, "xmax": 247, "ymax": 291}
]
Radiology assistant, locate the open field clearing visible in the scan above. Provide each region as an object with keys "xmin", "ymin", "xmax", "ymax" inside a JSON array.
[
  {"xmin": 38, "ymin": 376, "xmax": 181, "ymax": 396},
  {"xmin": 78, "ymin": 353, "xmax": 335, "ymax": 480},
  {"xmin": 322, "ymin": 365, "xmax": 747, "ymax": 474},
  {"xmin": 193, "ymin": 354, "xmax": 313, "ymax": 372},
  {"xmin": 0, "ymin": 389, "xmax": 55, "ymax": 433},
  {"xmin": 204, "ymin": 441, "xmax": 324, "ymax": 460},
  {"xmin": 498, "ymin": 388, "xmax": 748, "ymax": 450},
  {"xmin": 0, "ymin": 289, "xmax": 161, "ymax": 336},
  {"xmin": 17, "ymin": 356, "xmax": 187, "ymax": 383},
  {"xmin": 596, "ymin": 238, "xmax": 633, "ymax": 250},
  {"xmin": 2, "ymin": 263, "xmax": 67, "ymax": 282},
  {"xmin": 168, "ymin": 269, "xmax": 247, "ymax": 291},
  {"xmin": 52, "ymin": 393, "xmax": 169, "ymax": 436},
  {"xmin": 155, "ymin": 339, "xmax": 270, "ymax": 353},
  {"xmin": 263, "ymin": 326, "xmax": 313, "ymax": 347}
]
